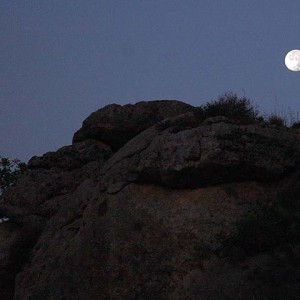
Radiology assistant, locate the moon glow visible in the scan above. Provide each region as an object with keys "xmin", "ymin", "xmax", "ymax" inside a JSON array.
[{"xmin": 285, "ymin": 49, "xmax": 300, "ymax": 71}]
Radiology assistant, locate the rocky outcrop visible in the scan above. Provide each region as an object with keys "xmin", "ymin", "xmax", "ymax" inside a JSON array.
[
  {"xmin": 1, "ymin": 100, "xmax": 300, "ymax": 299},
  {"xmin": 28, "ymin": 139, "xmax": 112, "ymax": 171},
  {"xmin": 0, "ymin": 161, "xmax": 101, "ymax": 229},
  {"xmin": 72, "ymin": 100, "xmax": 195, "ymax": 150},
  {"xmin": 102, "ymin": 113, "xmax": 299, "ymax": 193}
]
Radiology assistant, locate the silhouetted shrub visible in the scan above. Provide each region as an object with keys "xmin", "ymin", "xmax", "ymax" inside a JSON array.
[
  {"xmin": 266, "ymin": 113, "xmax": 286, "ymax": 127},
  {"xmin": 0, "ymin": 157, "xmax": 27, "ymax": 191},
  {"xmin": 291, "ymin": 121, "xmax": 300, "ymax": 129},
  {"xmin": 198, "ymin": 92, "xmax": 260, "ymax": 124}
]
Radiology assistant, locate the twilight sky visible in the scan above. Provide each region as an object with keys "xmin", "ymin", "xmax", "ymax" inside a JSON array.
[{"xmin": 1, "ymin": 1, "xmax": 300, "ymax": 163}]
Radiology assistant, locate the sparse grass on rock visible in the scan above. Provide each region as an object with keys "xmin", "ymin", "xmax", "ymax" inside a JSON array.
[{"xmin": 197, "ymin": 92, "xmax": 300, "ymax": 132}]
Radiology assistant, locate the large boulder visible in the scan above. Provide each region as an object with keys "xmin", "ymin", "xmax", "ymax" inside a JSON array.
[
  {"xmin": 72, "ymin": 100, "xmax": 195, "ymax": 151},
  {"xmin": 14, "ymin": 181, "xmax": 274, "ymax": 299}
]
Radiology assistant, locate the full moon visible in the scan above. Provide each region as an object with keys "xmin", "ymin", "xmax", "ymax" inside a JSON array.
[{"xmin": 285, "ymin": 49, "xmax": 300, "ymax": 71}]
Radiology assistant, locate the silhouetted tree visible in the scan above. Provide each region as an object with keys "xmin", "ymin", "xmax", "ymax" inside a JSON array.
[{"xmin": 0, "ymin": 156, "xmax": 26, "ymax": 192}]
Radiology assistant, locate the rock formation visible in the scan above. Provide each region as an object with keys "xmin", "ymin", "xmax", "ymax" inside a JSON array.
[
  {"xmin": 1, "ymin": 99, "xmax": 300, "ymax": 299},
  {"xmin": 72, "ymin": 100, "xmax": 194, "ymax": 151}
]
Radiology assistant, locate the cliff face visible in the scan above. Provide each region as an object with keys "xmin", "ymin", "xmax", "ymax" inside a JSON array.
[{"xmin": 1, "ymin": 100, "xmax": 300, "ymax": 299}]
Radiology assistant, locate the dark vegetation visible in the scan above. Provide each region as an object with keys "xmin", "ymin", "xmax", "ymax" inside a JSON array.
[
  {"xmin": 196, "ymin": 92, "xmax": 261, "ymax": 124},
  {"xmin": 197, "ymin": 91, "xmax": 300, "ymax": 128},
  {"xmin": 291, "ymin": 121, "xmax": 300, "ymax": 129},
  {"xmin": 0, "ymin": 157, "xmax": 27, "ymax": 192},
  {"xmin": 266, "ymin": 113, "xmax": 286, "ymax": 127}
]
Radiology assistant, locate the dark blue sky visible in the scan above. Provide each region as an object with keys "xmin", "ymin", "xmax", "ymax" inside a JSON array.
[{"xmin": 1, "ymin": 1, "xmax": 300, "ymax": 162}]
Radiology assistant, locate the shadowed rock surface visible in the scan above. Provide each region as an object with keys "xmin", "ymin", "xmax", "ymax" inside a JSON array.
[
  {"xmin": 1, "ymin": 100, "xmax": 300, "ymax": 299},
  {"xmin": 28, "ymin": 140, "xmax": 112, "ymax": 171}
]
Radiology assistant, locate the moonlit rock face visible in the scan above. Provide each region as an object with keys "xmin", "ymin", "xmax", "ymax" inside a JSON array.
[{"xmin": 285, "ymin": 49, "xmax": 300, "ymax": 71}]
